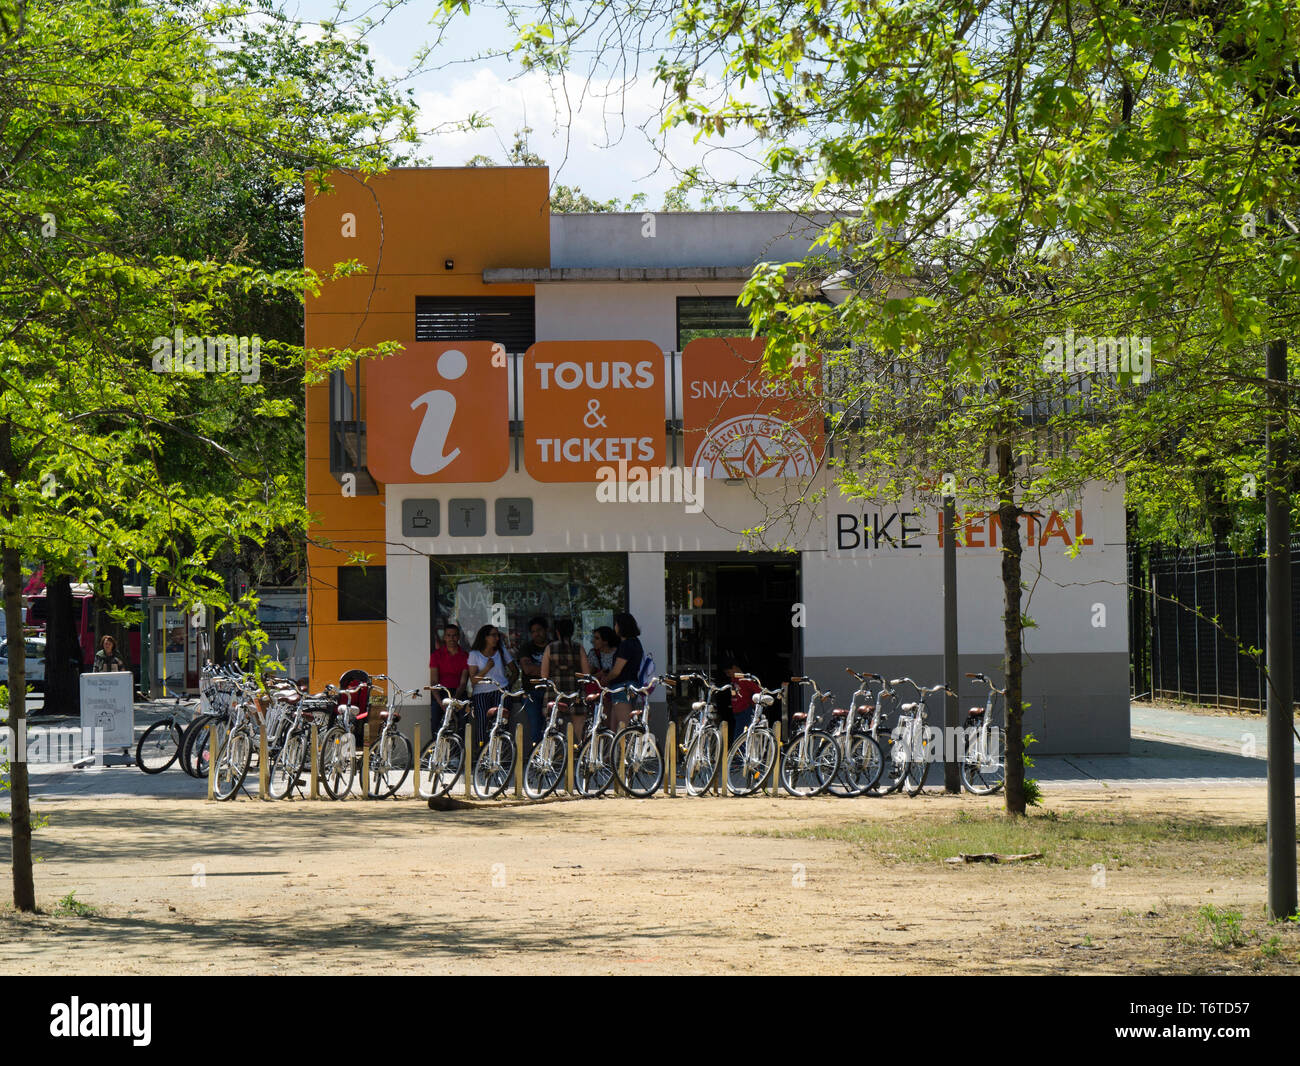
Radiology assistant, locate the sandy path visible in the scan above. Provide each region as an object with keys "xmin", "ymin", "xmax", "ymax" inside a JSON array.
[{"xmin": 1, "ymin": 787, "xmax": 1296, "ymax": 975}]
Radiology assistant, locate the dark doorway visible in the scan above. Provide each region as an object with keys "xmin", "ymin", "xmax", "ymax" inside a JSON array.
[{"xmin": 665, "ymin": 552, "xmax": 801, "ymax": 688}]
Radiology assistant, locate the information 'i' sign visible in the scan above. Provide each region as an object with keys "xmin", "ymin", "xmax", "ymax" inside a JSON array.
[{"xmin": 522, "ymin": 340, "xmax": 666, "ymax": 482}]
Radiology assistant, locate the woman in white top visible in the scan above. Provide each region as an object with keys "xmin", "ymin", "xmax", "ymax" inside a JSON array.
[{"xmin": 467, "ymin": 623, "xmax": 514, "ymax": 742}]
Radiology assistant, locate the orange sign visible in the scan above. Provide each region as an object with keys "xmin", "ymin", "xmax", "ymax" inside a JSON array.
[
  {"xmin": 681, "ymin": 337, "xmax": 822, "ymax": 478},
  {"xmin": 366, "ymin": 341, "xmax": 509, "ymax": 484},
  {"xmin": 523, "ymin": 340, "xmax": 666, "ymax": 482}
]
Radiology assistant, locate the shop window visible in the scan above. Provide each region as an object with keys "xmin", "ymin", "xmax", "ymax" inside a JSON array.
[
  {"xmin": 430, "ymin": 553, "xmax": 626, "ymax": 658},
  {"xmin": 338, "ymin": 566, "xmax": 387, "ymax": 621}
]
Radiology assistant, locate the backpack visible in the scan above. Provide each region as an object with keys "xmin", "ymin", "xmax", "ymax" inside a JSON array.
[{"xmin": 637, "ymin": 648, "xmax": 657, "ymax": 693}]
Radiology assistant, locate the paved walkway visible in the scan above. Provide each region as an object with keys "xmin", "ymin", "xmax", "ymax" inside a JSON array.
[{"xmin": 2, "ymin": 702, "xmax": 1298, "ymax": 803}]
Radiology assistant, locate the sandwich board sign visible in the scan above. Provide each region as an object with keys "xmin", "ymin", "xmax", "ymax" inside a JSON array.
[{"xmin": 79, "ymin": 671, "xmax": 134, "ymax": 751}]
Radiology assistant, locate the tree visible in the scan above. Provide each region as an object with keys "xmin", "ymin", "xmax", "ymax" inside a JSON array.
[
  {"xmin": 0, "ymin": 0, "xmax": 416, "ymax": 910},
  {"xmin": 484, "ymin": 0, "xmax": 1299, "ymax": 837}
]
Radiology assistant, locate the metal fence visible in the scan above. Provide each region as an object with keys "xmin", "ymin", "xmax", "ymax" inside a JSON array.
[{"xmin": 1130, "ymin": 540, "xmax": 1300, "ymax": 710}]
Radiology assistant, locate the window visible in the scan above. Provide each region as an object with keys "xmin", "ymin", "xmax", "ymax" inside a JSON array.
[
  {"xmin": 676, "ymin": 296, "xmax": 751, "ymax": 351},
  {"xmin": 430, "ymin": 554, "xmax": 627, "ymax": 657},
  {"xmin": 337, "ymin": 566, "xmax": 386, "ymax": 622},
  {"xmin": 416, "ymin": 296, "xmax": 536, "ymax": 350}
]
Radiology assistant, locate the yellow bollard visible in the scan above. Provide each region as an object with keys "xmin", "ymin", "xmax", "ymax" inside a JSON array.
[
  {"xmin": 613, "ymin": 732, "xmax": 626, "ymax": 796},
  {"xmin": 565, "ymin": 722, "xmax": 575, "ymax": 795},
  {"xmin": 206, "ymin": 722, "xmax": 216, "ymax": 801},
  {"xmin": 309, "ymin": 723, "xmax": 319, "ymax": 800},
  {"xmin": 464, "ymin": 721, "xmax": 474, "ymax": 799},
  {"xmin": 412, "ymin": 723, "xmax": 421, "ymax": 799},
  {"xmin": 514, "ymin": 723, "xmax": 524, "ymax": 798},
  {"xmin": 361, "ymin": 738, "xmax": 370, "ymax": 799},
  {"xmin": 666, "ymin": 721, "xmax": 677, "ymax": 798},
  {"xmin": 716, "ymin": 722, "xmax": 728, "ymax": 796},
  {"xmin": 770, "ymin": 721, "xmax": 782, "ymax": 796},
  {"xmin": 258, "ymin": 720, "xmax": 268, "ymax": 799}
]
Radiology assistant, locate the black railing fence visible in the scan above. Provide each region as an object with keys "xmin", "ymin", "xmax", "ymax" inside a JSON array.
[{"xmin": 1130, "ymin": 539, "xmax": 1300, "ymax": 710}]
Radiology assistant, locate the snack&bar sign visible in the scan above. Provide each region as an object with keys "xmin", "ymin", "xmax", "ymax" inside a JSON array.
[{"xmin": 681, "ymin": 337, "xmax": 822, "ymax": 478}]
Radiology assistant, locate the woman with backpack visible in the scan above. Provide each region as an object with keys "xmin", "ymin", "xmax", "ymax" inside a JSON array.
[
  {"xmin": 541, "ymin": 618, "xmax": 591, "ymax": 739},
  {"xmin": 606, "ymin": 612, "xmax": 644, "ymax": 732}
]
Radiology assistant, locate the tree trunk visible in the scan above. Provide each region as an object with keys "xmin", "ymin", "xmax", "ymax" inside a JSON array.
[
  {"xmin": 0, "ymin": 418, "xmax": 36, "ymax": 910},
  {"xmin": 996, "ymin": 437, "xmax": 1026, "ymax": 816},
  {"xmin": 43, "ymin": 574, "xmax": 80, "ymax": 717}
]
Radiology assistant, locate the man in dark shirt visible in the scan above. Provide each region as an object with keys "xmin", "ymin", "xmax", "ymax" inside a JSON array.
[{"xmin": 519, "ymin": 616, "xmax": 550, "ymax": 751}]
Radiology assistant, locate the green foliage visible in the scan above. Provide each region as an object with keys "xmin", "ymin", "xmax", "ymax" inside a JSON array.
[
  {"xmin": 1197, "ymin": 905, "xmax": 1247, "ymax": 950},
  {"xmin": 1022, "ymin": 731, "xmax": 1042, "ymax": 808},
  {"xmin": 54, "ymin": 891, "xmax": 98, "ymax": 918}
]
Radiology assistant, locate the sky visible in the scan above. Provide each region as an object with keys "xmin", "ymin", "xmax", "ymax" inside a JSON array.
[{"xmin": 283, "ymin": 0, "xmax": 765, "ymax": 207}]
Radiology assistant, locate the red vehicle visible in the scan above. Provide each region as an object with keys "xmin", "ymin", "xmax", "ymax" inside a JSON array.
[{"xmin": 25, "ymin": 583, "xmax": 146, "ymax": 674}]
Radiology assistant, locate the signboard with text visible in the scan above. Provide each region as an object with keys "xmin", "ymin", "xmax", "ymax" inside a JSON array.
[
  {"xmin": 367, "ymin": 341, "xmax": 509, "ymax": 484},
  {"xmin": 79, "ymin": 672, "xmax": 134, "ymax": 749},
  {"xmin": 523, "ymin": 340, "xmax": 666, "ymax": 482},
  {"xmin": 681, "ymin": 337, "xmax": 822, "ymax": 478}
]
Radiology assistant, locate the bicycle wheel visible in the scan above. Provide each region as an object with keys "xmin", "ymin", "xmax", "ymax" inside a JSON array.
[
  {"xmin": 613, "ymin": 726, "xmax": 663, "ymax": 798},
  {"xmin": 725, "ymin": 728, "xmax": 776, "ymax": 796},
  {"xmin": 319, "ymin": 727, "xmax": 356, "ymax": 799},
  {"xmin": 523, "ymin": 730, "xmax": 567, "ymax": 799},
  {"xmin": 179, "ymin": 715, "xmax": 213, "ymax": 777},
  {"xmin": 903, "ymin": 725, "xmax": 931, "ymax": 796},
  {"xmin": 684, "ymin": 727, "xmax": 721, "ymax": 796},
  {"xmin": 369, "ymin": 732, "xmax": 412, "ymax": 798},
  {"xmin": 268, "ymin": 729, "xmax": 308, "ymax": 799},
  {"xmin": 961, "ymin": 729, "xmax": 1006, "ymax": 795},
  {"xmin": 830, "ymin": 732, "xmax": 884, "ymax": 797},
  {"xmin": 473, "ymin": 732, "xmax": 516, "ymax": 799},
  {"xmin": 192, "ymin": 718, "xmax": 227, "ymax": 780},
  {"xmin": 780, "ymin": 729, "xmax": 840, "ymax": 796},
  {"xmin": 213, "ymin": 730, "xmax": 252, "ymax": 800},
  {"xmin": 420, "ymin": 732, "xmax": 464, "ymax": 799},
  {"xmin": 136, "ymin": 719, "xmax": 183, "ymax": 774},
  {"xmin": 574, "ymin": 730, "xmax": 615, "ymax": 797}
]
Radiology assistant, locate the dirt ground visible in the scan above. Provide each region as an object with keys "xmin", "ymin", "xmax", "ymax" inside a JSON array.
[{"xmin": 2, "ymin": 787, "xmax": 1298, "ymax": 975}]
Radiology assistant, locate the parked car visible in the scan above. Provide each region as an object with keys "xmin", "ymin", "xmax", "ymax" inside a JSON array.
[{"xmin": 0, "ymin": 636, "xmax": 46, "ymax": 690}]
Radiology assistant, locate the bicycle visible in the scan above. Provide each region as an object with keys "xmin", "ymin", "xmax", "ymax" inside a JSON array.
[
  {"xmin": 862, "ymin": 675, "xmax": 906, "ymax": 795},
  {"xmin": 211, "ymin": 679, "xmax": 264, "ymax": 800},
  {"xmin": 180, "ymin": 662, "xmax": 241, "ymax": 778},
  {"xmin": 961, "ymin": 672, "xmax": 1007, "ymax": 794},
  {"xmin": 781, "ymin": 676, "xmax": 842, "ymax": 796},
  {"xmin": 472, "ymin": 686, "xmax": 527, "ymax": 799},
  {"xmin": 135, "ymin": 684, "xmax": 200, "ymax": 774},
  {"xmin": 522, "ymin": 678, "xmax": 582, "ymax": 800},
  {"xmin": 419, "ymin": 685, "xmax": 474, "ymax": 799},
  {"xmin": 267, "ymin": 683, "xmax": 337, "ymax": 799},
  {"xmin": 723, "ymin": 674, "xmax": 781, "ymax": 796},
  {"xmin": 611, "ymin": 676, "xmax": 664, "ymax": 798},
  {"xmin": 572, "ymin": 673, "xmax": 618, "ymax": 796},
  {"xmin": 888, "ymin": 677, "xmax": 954, "ymax": 797},
  {"xmin": 318, "ymin": 678, "xmax": 371, "ymax": 800},
  {"xmin": 671, "ymin": 672, "xmax": 732, "ymax": 796},
  {"xmin": 365, "ymin": 674, "xmax": 417, "ymax": 798},
  {"xmin": 827, "ymin": 668, "xmax": 886, "ymax": 796}
]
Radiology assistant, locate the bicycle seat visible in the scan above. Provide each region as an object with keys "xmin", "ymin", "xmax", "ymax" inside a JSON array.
[
  {"xmin": 831, "ymin": 708, "xmax": 849, "ymax": 717},
  {"xmin": 900, "ymin": 702, "xmax": 919, "ymax": 713},
  {"xmin": 380, "ymin": 710, "xmax": 400, "ymax": 721},
  {"xmin": 791, "ymin": 711, "xmax": 808, "ymax": 721},
  {"xmin": 967, "ymin": 706, "xmax": 986, "ymax": 717}
]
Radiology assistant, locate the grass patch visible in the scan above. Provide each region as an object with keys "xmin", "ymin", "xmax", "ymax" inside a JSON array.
[
  {"xmin": 53, "ymin": 891, "xmax": 98, "ymax": 918},
  {"xmin": 757, "ymin": 809, "xmax": 1268, "ymax": 869}
]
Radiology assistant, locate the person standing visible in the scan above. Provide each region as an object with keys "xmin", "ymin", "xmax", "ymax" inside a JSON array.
[
  {"xmin": 92, "ymin": 635, "xmax": 126, "ymax": 673},
  {"xmin": 518, "ymin": 616, "xmax": 550, "ymax": 751},
  {"xmin": 588, "ymin": 626, "xmax": 617, "ymax": 683},
  {"xmin": 542, "ymin": 618, "xmax": 591, "ymax": 740},
  {"xmin": 724, "ymin": 659, "xmax": 761, "ymax": 734},
  {"xmin": 429, "ymin": 622, "xmax": 469, "ymax": 731},
  {"xmin": 467, "ymin": 624, "xmax": 514, "ymax": 747},
  {"xmin": 606, "ymin": 612, "xmax": 644, "ymax": 732}
]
